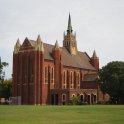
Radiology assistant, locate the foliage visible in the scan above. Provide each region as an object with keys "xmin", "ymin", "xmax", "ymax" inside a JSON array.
[
  {"xmin": 0, "ymin": 57, "xmax": 9, "ymax": 99},
  {"xmin": 0, "ymin": 105, "xmax": 124, "ymax": 124},
  {"xmin": 100, "ymin": 61, "xmax": 124, "ymax": 104},
  {"xmin": 69, "ymin": 96, "xmax": 83, "ymax": 105},
  {"xmin": 0, "ymin": 57, "xmax": 8, "ymax": 84},
  {"xmin": 0, "ymin": 79, "xmax": 12, "ymax": 99}
]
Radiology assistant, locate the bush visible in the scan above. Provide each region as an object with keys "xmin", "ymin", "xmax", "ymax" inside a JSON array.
[{"xmin": 69, "ymin": 96, "xmax": 83, "ymax": 105}]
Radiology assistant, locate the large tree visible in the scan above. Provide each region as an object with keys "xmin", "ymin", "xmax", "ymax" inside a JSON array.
[
  {"xmin": 0, "ymin": 79, "xmax": 12, "ymax": 99},
  {"xmin": 0, "ymin": 57, "xmax": 9, "ymax": 99},
  {"xmin": 100, "ymin": 61, "xmax": 124, "ymax": 104},
  {"xmin": 0, "ymin": 57, "xmax": 8, "ymax": 83}
]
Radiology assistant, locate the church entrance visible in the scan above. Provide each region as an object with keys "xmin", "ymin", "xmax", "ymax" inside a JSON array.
[
  {"xmin": 91, "ymin": 94, "xmax": 97, "ymax": 104},
  {"xmin": 51, "ymin": 94, "xmax": 54, "ymax": 105},
  {"xmin": 87, "ymin": 95, "xmax": 91, "ymax": 104},
  {"xmin": 55, "ymin": 94, "xmax": 58, "ymax": 105},
  {"xmin": 80, "ymin": 94, "xmax": 84, "ymax": 103},
  {"xmin": 51, "ymin": 94, "xmax": 59, "ymax": 105}
]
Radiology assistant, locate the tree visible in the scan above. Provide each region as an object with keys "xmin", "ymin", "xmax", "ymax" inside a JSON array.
[
  {"xmin": 0, "ymin": 57, "xmax": 8, "ymax": 84},
  {"xmin": 100, "ymin": 61, "xmax": 124, "ymax": 104},
  {"xmin": 0, "ymin": 79, "xmax": 12, "ymax": 99},
  {"xmin": 0, "ymin": 57, "xmax": 9, "ymax": 99}
]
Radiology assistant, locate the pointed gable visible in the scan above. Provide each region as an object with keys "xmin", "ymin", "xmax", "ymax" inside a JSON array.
[
  {"xmin": 21, "ymin": 37, "xmax": 32, "ymax": 47},
  {"xmin": 20, "ymin": 37, "xmax": 35, "ymax": 51}
]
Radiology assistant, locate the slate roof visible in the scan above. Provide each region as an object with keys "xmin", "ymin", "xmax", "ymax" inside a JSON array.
[
  {"xmin": 30, "ymin": 40, "xmax": 36, "ymax": 46},
  {"xmin": 29, "ymin": 40, "xmax": 95, "ymax": 70},
  {"xmin": 61, "ymin": 48, "xmax": 95, "ymax": 70}
]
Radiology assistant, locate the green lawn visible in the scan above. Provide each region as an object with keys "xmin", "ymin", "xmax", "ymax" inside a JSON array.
[{"xmin": 0, "ymin": 105, "xmax": 124, "ymax": 124}]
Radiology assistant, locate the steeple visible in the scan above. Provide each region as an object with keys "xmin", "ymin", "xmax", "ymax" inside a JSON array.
[
  {"xmin": 63, "ymin": 14, "xmax": 78, "ymax": 55},
  {"xmin": 16, "ymin": 38, "xmax": 21, "ymax": 48},
  {"xmin": 37, "ymin": 34, "xmax": 42, "ymax": 44},
  {"xmin": 54, "ymin": 40, "xmax": 60, "ymax": 50},
  {"xmin": 67, "ymin": 13, "xmax": 73, "ymax": 33},
  {"xmin": 92, "ymin": 50, "xmax": 98, "ymax": 58},
  {"xmin": 91, "ymin": 50, "xmax": 99, "ymax": 70},
  {"xmin": 35, "ymin": 35, "xmax": 44, "ymax": 52},
  {"xmin": 40, "ymin": 42, "xmax": 44, "ymax": 52},
  {"xmin": 14, "ymin": 38, "xmax": 21, "ymax": 54}
]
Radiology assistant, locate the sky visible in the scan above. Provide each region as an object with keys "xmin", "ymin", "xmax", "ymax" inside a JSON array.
[{"xmin": 0, "ymin": 0, "xmax": 124, "ymax": 79}]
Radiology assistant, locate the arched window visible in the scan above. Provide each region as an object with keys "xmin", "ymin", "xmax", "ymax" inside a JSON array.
[
  {"xmin": 62, "ymin": 94, "xmax": 66, "ymax": 101},
  {"xmin": 51, "ymin": 67, "xmax": 54, "ymax": 84},
  {"xmin": 62, "ymin": 94, "xmax": 66, "ymax": 105},
  {"xmin": 77, "ymin": 72, "xmax": 80, "ymax": 89},
  {"xmin": 45, "ymin": 66, "xmax": 48, "ymax": 84},
  {"xmin": 77, "ymin": 72, "xmax": 80, "ymax": 84},
  {"xmin": 80, "ymin": 94, "xmax": 84, "ymax": 102},
  {"xmin": 63, "ymin": 71, "xmax": 66, "ymax": 84},
  {"xmin": 63, "ymin": 71, "xmax": 67, "ymax": 89},
  {"xmin": 70, "ymin": 72, "xmax": 73, "ymax": 84},
  {"xmin": 70, "ymin": 71, "xmax": 74, "ymax": 89}
]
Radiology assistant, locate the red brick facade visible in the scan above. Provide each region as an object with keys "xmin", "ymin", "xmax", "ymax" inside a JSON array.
[{"xmin": 12, "ymin": 15, "xmax": 105, "ymax": 105}]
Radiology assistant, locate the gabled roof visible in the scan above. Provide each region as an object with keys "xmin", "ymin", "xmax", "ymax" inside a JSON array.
[
  {"xmin": 44, "ymin": 43, "xmax": 54, "ymax": 60},
  {"xmin": 19, "ymin": 38, "xmax": 35, "ymax": 51},
  {"xmin": 19, "ymin": 39, "xmax": 96, "ymax": 70},
  {"xmin": 43, "ymin": 43, "xmax": 96, "ymax": 70},
  {"xmin": 29, "ymin": 40, "xmax": 36, "ymax": 46},
  {"xmin": 61, "ymin": 48, "xmax": 95, "ymax": 70}
]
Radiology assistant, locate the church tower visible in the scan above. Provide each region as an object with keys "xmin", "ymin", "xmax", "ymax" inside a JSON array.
[
  {"xmin": 63, "ymin": 14, "xmax": 77, "ymax": 55},
  {"xmin": 90, "ymin": 50, "xmax": 99, "ymax": 70}
]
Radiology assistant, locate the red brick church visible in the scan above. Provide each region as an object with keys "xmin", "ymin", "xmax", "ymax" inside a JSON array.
[{"xmin": 12, "ymin": 14, "xmax": 105, "ymax": 105}]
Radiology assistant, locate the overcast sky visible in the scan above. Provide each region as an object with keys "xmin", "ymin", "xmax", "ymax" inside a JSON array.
[{"xmin": 0, "ymin": 0, "xmax": 124, "ymax": 79}]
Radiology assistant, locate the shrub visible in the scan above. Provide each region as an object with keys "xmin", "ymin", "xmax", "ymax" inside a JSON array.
[{"xmin": 69, "ymin": 96, "xmax": 83, "ymax": 105}]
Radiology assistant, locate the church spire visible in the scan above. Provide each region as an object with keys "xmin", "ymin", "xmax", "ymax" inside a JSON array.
[
  {"xmin": 54, "ymin": 40, "xmax": 60, "ymax": 50},
  {"xmin": 63, "ymin": 14, "xmax": 77, "ymax": 55},
  {"xmin": 37, "ymin": 34, "xmax": 42, "ymax": 44},
  {"xmin": 67, "ymin": 13, "xmax": 73, "ymax": 33},
  {"xmin": 92, "ymin": 50, "xmax": 98, "ymax": 58},
  {"xmin": 35, "ymin": 35, "xmax": 44, "ymax": 52},
  {"xmin": 14, "ymin": 38, "xmax": 21, "ymax": 54},
  {"xmin": 91, "ymin": 50, "xmax": 99, "ymax": 70}
]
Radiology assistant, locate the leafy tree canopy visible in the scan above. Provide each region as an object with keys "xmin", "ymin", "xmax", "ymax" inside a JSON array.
[
  {"xmin": 0, "ymin": 57, "xmax": 8, "ymax": 84},
  {"xmin": 0, "ymin": 79, "xmax": 12, "ymax": 99},
  {"xmin": 0, "ymin": 57, "xmax": 10, "ymax": 99},
  {"xmin": 100, "ymin": 61, "xmax": 124, "ymax": 104}
]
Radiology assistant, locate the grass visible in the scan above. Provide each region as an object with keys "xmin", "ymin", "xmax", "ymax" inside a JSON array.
[{"xmin": 0, "ymin": 105, "xmax": 124, "ymax": 124}]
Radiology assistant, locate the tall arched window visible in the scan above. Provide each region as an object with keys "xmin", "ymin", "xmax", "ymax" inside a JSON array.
[
  {"xmin": 63, "ymin": 71, "xmax": 67, "ymax": 89},
  {"xmin": 70, "ymin": 72, "xmax": 73, "ymax": 84},
  {"xmin": 45, "ymin": 66, "xmax": 48, "ymax": 84},
  {"xmin": 51, "ymin": 67, "xmax": 54, "ymax": 84},
  {"xmin": 77, "ymin": 72, "xmax": 80, "ymax": 89},
  {"xmin": 70, "ymin": 71, "xmax": 74, "ymax": 89}
]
